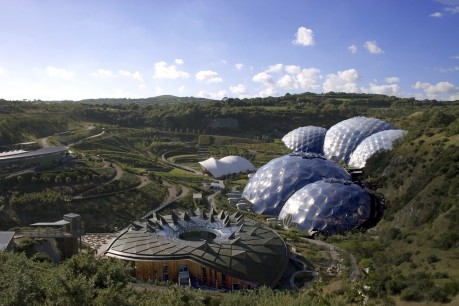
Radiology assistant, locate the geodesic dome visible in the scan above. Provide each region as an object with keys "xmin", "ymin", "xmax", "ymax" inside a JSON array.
[
  {"xmin": 278, "ymin": 179, "xmax": 372, "ymax": 234},
  {"xmin": 323, "ymin": 117, "xmax": 395, "ymax": 164},
  {"xmin": 242, "ymin": 153, "xmax": 350, "ymax": 216},
  {"xmin": 349, "ymin": 129, "xmax": 406, "ymax": 168},
  {"xmin": 281, "ymin": 126, "xmax": 327, "ymax": 154}
]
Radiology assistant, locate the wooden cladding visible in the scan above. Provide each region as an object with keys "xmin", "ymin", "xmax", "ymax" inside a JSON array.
[{"xmin": 132, "ymin": 259, "xmax": 254, "ymax": 290}]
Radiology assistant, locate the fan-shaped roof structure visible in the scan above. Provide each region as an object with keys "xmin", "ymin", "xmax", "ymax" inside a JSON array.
[
  {"xmin": 199, "ymin": 156, "xmax": 255, "ymax": 179},
  {"xmin": 323, "ymin": 117, "xmax": 395, "ymax": 164},
  {"xmin": 281, "ymin": 126, "xmax": 327, "ymax": 154},
  {"xmin": 349, "ymin": 129, "xmax": 406, "ymax": 168},
  {"xmin": 278, "ymin": 179, "xmax": 373, "ymax": 235},
  {"xmin": 242, "ymin": 153, "xmax": 350, "ymax": 216},
  {"xmin": 105, "ymin": 209, "xmax": 288, "ymax": 287}
]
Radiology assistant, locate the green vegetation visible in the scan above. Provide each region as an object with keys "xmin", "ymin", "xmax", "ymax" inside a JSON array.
[{"xmin": 1, "ymin": 93, "xmax": 458, "ymax": 304}]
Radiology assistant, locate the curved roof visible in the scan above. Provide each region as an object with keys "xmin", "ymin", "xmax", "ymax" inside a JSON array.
[
  {"xmin": 199, "ymin": 156, "xmax": 255, "ymax": 178},
  {"xmin": 279, "ymin": 179, "xmax": 372, "ymax": 235},
  {"xmin": 349, "ymin": 129, "xmax": 406, "ymax": 168},
  {"xmin": 105, "ymin": 209, "xmax": 288, "ymax": 287},
  {"xmin": 323, "ymin": 117, "xmax": 395, "ymax": 164},
  {"xmin": 242, "ymin": 153, "xmax": 350, "ymax": 216},
  {"xmin": 0, "ymin": 146, "xmax": 67, "ymax": 161},
  {"xmin": 282, "ymin": 126, "xmax": 327, "ymax": 154}
]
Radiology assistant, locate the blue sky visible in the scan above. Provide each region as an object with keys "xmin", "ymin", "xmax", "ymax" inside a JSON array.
[{"xmin": 0, "ymin": 0, "xmax": 458, "ymax": 101}]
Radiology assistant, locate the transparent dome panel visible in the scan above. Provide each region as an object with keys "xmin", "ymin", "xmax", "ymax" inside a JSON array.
[
  {"xmin": 323, "ymin": 117, "xmax": 395, "ymax": 164},
  {"xmin": 242, "ymin": 153, "xmax": 350, "ymax": 216},
  {"xmin": 282, "ymin": 126, "xmax": 327, "ymax": 154},
  {"xmin": 279, "ymin": 179, "xmax": 372, "ymax": 234},
  {"xmin": 348, "ymin": 129, "xmax": 406, "ymax": 168}
]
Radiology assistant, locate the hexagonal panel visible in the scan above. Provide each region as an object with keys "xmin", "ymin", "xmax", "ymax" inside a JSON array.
[
  {"xmin": 242, "ymin": 153, "xmax": 350, "ymax": 216},
  {"xmin": 279, "ymin": 179, "xmax": 372, "ymax": 234},
  {"xmin": 348, "ymin": 129, "xmax": 406, "ymax": 168},
  {"xmin": 323, "ymin": 117, "xmax": 395, "ymax": 164},
  {"xmin": 282, "ymin": 126, "xmax": 327, "ymax": 154}
]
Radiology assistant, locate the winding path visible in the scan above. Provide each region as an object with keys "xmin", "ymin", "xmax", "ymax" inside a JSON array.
[
  {"xmin": 300, "ymin": 237, "xmax": 361, "ymax": 281},
  {"xmin": 161, "ymin": 151, "xmax": 201, "ymax": 174}
]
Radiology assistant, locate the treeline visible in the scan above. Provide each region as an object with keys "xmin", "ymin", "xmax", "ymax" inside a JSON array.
[{"xmin": 2, "ymin": 93, "xmax": 456, "ymax": 145}]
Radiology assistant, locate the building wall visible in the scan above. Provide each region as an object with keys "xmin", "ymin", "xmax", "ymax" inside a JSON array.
[
  {"xmin": 132, "ymin": 259, "xmax": 255, "ymax": 290},
  {"xmin": 0, "ymin": 151, "xmax": 66, "ymax": 173}
]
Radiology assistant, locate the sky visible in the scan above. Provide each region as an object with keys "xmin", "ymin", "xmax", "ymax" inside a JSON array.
[{"xmin": 0, "ymin": 0, "xmax": 459, "ymax": 101}]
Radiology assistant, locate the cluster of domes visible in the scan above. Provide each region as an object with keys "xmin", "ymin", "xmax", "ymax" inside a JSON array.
[
  {"xmin": 242, "ymin": 153, "xmax": 350, "ymax": 216},
  {"xmin": 323, "ymin": 117, "xmax": 397, "ymax": 164},
  {"xmin": 244, "ymin": 116, "xmax": 400, "ymax": 235},
  {"xmin": 281, "ymin": 116, "xmax": 405, "ymax": 167}
]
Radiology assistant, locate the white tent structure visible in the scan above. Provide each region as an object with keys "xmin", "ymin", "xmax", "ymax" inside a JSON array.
[{"xmin": 198, "ymin": 156, "xmax": 255, "ymax": 179}]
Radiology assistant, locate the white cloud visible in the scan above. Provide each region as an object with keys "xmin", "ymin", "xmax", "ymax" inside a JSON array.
[
  {"xmin": 437, "ymin": 65, "xmax": 459, "ymax": 72},
  {"xmin": 90, "ymin": 69, "xmax": 116, "ymax": 78},
  {"xmin": 252, "ymin": 71, "xmax": 274, "ymax": 85},
  {"xmin": 197, "ymin": 90, "xmax": 226, "ymax": 100},
  {"xmin": 385, "ymin": 77, "xmax": 400, "ymax": 83},
  {"xmin": 436, "ymin": 0, "xmax": 459, "ymax": 5},
  {"xmin": 414, "ymin": 81, "xmax": 459, "ymax": 100},
  {"xmin": 178, "ymin": 85, "xmax": 186, "ymax": 93},
  {"xmin": 364, "ymin": 41, "xmax": 383, "ymax": 54},
  {"xmin": 266, "ymin": 64, "xmax": 283, "ymax": 73},
  {"xmin": 153, "ymin": 61, "xmax": 189, "ymax": 79},
  {"xmin": 175, "ymin": 59, "xmax": 184, "ymax": 65},
  {"xmin": 285, "ymin": 65, "xmax": 301, "ymax": 75},
  {"xmin": 292, "ymin": 27, "xmax": 315, "ymax": 46},
  {"xmin": 259, "ymin": 87, "xmax": 278, "ymax": 98},
  {"xmin": 364, "ymin": 83, "xmax": 400, "ymax": 96},
  {"xmin": 253, "ymin": 64, "xmax": 321, "ymax": 95},
  {"xmin": 277, "ymin": 68, "xmax": 321, "ymax": 91},
  {"xmin": 430, "ymin": 11, "xmax": 443, "ymax": 17},
  {"xmin": 0, "ymin": 66, "xmax": 7, "ymax": 76},
  {"xmin": 323, "ymin": 68, "xmax": 360, "ymax": 93},
  {"xmin": 46, "ymin": 66, "xmax": 75, "ymax": 79},
  {"xmin": 195, "ymin": 70, "xmax": 223, "ymax": 84},
  {"xmin": 296, "ymin": 68, "xmax": 322, "ymax": 90},
  {"xmin": 235, "ymin": 63, "xmax": 244, "ymax": 70},
  {"xmin": 138, "ymin": 84, "xmax": 146, "ymax": 89},
  {"xmin": 118, "ymin": 70, "xmax": 143, "ymax": 82},
  {"xmin": 451, "ymin": 55, "xmax": 459, "ymax": 59},
  {"xmin": 445, "ymin": 5, "xmax": 459, "ymax": 14},
  {"xmin": 433, "ymin": 1, "xmax": 459, "ymax": 16},
  {"xmin": 230, "ymin": 84, "xmax": 248, "ymax": 95},
  {"xmin": 348, "ymin": 44, "xmax": 357, "ymax": 54}
]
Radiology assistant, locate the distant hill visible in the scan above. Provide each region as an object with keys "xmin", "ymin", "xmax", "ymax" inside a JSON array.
[{"xmin": 78, "ymin": 95, "xmax": 214, "ymax": 105}]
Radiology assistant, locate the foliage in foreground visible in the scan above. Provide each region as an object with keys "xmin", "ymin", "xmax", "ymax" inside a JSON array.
[{"xmin": 0, "ymin": 252, "xmax": 354, "ymax": 306}]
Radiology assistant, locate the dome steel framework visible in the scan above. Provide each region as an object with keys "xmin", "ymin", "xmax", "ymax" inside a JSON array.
[
  {"xmin": 242, "ymin": 153, "xmax": 350, "ymax": 216},
  {"xmin": 281, "ymin": 126, "xmax": 327, "ymax": 154},
  {"xmin": 279, "ymin": 179, "xmax": 374, "ymax": 235},
  {"xmin": 323, "ymin": 116, "xmax": 395, "ymax": 164}
]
